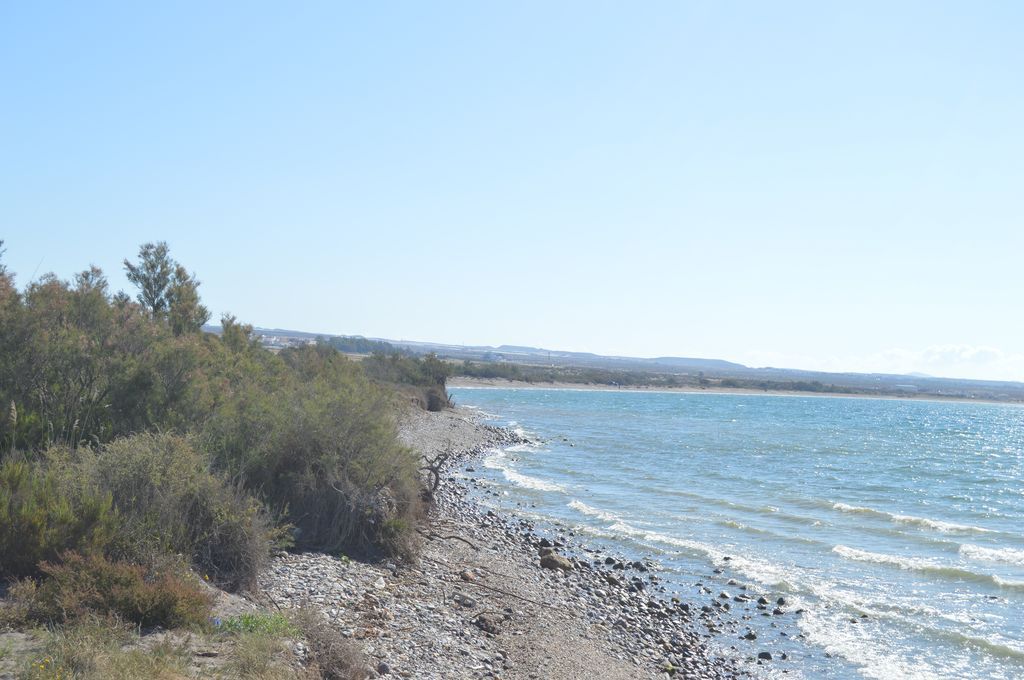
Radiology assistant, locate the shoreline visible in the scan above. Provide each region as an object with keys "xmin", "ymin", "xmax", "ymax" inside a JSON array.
[
  {"xmin": 258, "ymin": 407, "xmax": 755, "ymax": 678},
  {"xmin": 448, "ymin": 376, "xmax": 1023, "ymax": 406}
]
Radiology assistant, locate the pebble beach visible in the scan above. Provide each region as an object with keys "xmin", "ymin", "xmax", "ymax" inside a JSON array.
[{"xmin": 257, "ymin": 407, "xmax": 763, "ymax": 679}]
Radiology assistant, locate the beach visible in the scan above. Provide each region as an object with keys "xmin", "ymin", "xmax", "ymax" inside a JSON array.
[
  {"xmin": 258, "ymin": 406, "xmax": 750, "ymax": 679},
  {"xmin": 448, "ymin": 376, "xmax": 1015, "ymax": 405}
]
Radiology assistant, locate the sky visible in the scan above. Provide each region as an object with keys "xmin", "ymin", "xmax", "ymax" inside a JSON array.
[{"xmin": 2, "ymin": 2, "xmax": 1022, "ymax": 382}]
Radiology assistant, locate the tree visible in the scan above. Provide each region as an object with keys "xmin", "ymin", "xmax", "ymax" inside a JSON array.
[
  {"xmin": 124, "ymin": 242, "xmax": 174, "ymax": 317},
  {"xmin": 124, "ymin": 243, "xmax": 209, "ymax": 335},
  {"xmin": 167, "ymin": 265, "xmax": 210, "ymax": 336}
]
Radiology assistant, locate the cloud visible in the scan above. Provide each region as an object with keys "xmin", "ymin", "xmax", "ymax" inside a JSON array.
[{"xmin": 740, "ymin": 345, "xmax": 1024, "ymax": 383}]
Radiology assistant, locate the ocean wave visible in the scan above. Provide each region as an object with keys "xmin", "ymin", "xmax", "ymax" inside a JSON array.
[
  {"xmin": 832, "ymin": 503, "xmax": 993, "ymax": 534},
  {"xmin": 959, "ymin": 544, "xmax": 1024, "ymax": 567},
  {"xmin": 604, "ymin": 521, "xmax": 795, "ymax": 589},
  {"xmin": 504, "ymin": 441, "xmax": 542, "ymax": 453},
  {"xmin": 799, "ymin": 608, "xmax": 963, "ymax": 680},
  {"xmin": 567, "ymin": 499, "xmax": 621, "ymax": 523},
  {"xmin": 832, "ymin": 545, "xmax": 1024, "ymax": 590},
  {"xmin": 481, "ymin": 451, "xmax": 565, "ymax": 492}
]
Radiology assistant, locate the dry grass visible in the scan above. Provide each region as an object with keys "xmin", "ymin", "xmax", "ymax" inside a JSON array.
[
  {"xmin": 18, "ymin": 616, "xmax": 189, "ymax": 680},
  {"xmin": 288, "ymin": 608, "xmax": 368, "ymax": 680},
  {"xmin": 222, "ymin": 631, "xmax": 309, "ymax": 680}
]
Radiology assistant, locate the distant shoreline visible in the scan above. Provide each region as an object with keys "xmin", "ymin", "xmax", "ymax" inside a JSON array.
[{"xmin": 447, "ymin": 376, "xmax": 1023, "ymax": 406}]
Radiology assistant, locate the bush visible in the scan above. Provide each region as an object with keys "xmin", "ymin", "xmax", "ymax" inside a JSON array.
[
  {"xmin": 0, "ymin": 459, "xmax": 119, "ymax": 579},
  {"xmin": 22, "ymin": 552, "xmax": 213, "ymax": 628},
  {"xmin": 201, "ymin": 354, "xmax": 422, "ymax": 558},
  {"xmin": 71, "ymin": 433, "xmax": 276, "ymax": 592},
  {"xmin": 424, "ymin": 385, "xmax": 450, "ymax": 412},
  {"xmin": 223, "ymin": 629, "xmax": 306, "ymax": 680},
  {"xmin": 289, "ymin": 607, "xmax": 368, "ymax": 680}
]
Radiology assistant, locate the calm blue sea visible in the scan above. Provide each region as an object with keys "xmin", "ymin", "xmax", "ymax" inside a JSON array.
[{"xmin": 451, "ymin": 387, "xmax": 1024, "ymax": 680}]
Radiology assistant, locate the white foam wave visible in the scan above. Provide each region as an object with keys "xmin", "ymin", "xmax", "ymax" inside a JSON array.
[
  {"xmin": 481, "ymin": 451, "xmax": 565, "ymax": 492},
  {"xmin": 604, "ymin": 521, "xmax": 794, "ymax": 589},
  {"xmin": 993, "ymin": 575, "xmax": 1024, "ymax": 589},
  {"xmin": 959, "ymin": 544, "xmax": 1024, "ymax": 567},
  {"xmin": 567, "ymin": 499, "xmax": 621, "ymax": 523},
  {"xmin": 502, "ymin": 468, "xmax": 564, "ymax": 492},
  {"xmin": 832, "ymin": 503, "xmax": 992, "ymax": 534},
  {"xmin": 799, "ymin": 608, "xmax": 950, "ymax": 680},
  {"xmin": 833, "ymin": 545, "xmax": 1024, "ymax": 590},
  {"xmin": 504, "ymin": 442, "xmax": 540, "ymax": 453}
]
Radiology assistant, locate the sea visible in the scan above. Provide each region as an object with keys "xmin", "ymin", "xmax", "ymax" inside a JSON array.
[{"xmin": 449, "ymin": 387, "xmax": 1024, "ymax": 680}]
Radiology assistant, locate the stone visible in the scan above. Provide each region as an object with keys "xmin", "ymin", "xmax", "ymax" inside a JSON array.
[
  {"xmin": 758, "ymin": 651, "xmax": 772, "ymax": 661},
  {"xmin": 540, "ymin": 554, "xmax": 574, "ymax": 571}
]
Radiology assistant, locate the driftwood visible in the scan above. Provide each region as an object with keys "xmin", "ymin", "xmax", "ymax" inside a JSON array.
[
  {"xmin": 461, "ymin": 578, "xmax": 551, "ymax": 610},
  {"xmin": 416, "ymin": 528, "xmax": 480, "ymax": 551},
  {"xmin": 419, "ymin": 555, "xmax": 553, "ymax": 610},
  {"xmin": 419, "ymin": 440, "xmax": 454, "ymax": 499}
]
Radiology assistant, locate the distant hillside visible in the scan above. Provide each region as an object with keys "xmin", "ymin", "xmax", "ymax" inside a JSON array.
[{"xmin": 204, "ymin": 326, "xmax": 1024, "ymax": 403}]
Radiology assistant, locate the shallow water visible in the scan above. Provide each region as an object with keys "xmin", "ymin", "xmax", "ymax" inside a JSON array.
[{"xmin": 451, "ymin": 388, "xmax": 1024, "ymax": 680}]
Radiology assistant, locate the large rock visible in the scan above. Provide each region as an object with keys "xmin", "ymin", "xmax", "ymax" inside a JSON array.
[{"xmin": 540, "ymin": 553, "xmax": 574, "ymax": 571}]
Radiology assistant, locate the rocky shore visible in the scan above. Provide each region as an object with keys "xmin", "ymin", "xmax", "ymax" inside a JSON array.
[{"xmin": 258, "ymin": 407, "xmax": 776, "ymax": 679}]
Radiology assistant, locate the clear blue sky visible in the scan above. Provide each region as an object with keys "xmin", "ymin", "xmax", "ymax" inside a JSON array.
[{"xmin": 2, "ymin": 2, "xmax": 1022, "ymax": 381}]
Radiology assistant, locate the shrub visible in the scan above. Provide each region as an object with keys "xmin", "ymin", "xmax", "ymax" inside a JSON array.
[
  {"xmin": 0, "ymin": 459, "xmax": 119, "ymax": 579},
  {"xmin": 201, "ymin": 358, "xmax": 422, "ymax": 558},
  {"xmin": 424, "ymin": 385, "xmax": 450, "ymax": 412},
  {"xmin": 289, "ymin": 607, "xmax": 368, "ymax": 680},
  {"xmin": 74, "ymin": 433, "xmax": 276, "ymax": 592},
  {"xmin": 224, "ymin": 630, "xmax": 305, "ymax": 680},
  {"xmin": 23, "ymin": 552, "xmax": 212, "ymax": 628}
]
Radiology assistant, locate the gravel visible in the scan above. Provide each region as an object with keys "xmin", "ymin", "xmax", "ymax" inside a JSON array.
[{"xmin": 258, "ymin": 407, "xmax": 757, "ymax": 679}]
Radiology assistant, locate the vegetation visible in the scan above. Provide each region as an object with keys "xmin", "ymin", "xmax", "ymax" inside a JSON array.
[
  {"xmin": 0, "ymin": 458, "xmax": 118, "ymax": 579},
  {"xmin": 324, "ymin": 335, "xmax": 396, "ymax": 356},
  {"xmin": 362, "ymin": 352, "xmax": 452, "ymax": 411},
  {"xmin": 0, "ymin": 240, "xmax": 438, "ymax": 675},
  {"xmin": 19, "ymin": 616, "xmax": 191, "ymax": 680},
  {"xmin": 455, "ymin": 360, "xmax": 689, "ymax": 388},
  {"xmin": 216, "ymin": 612, "xmax": 297, "ymax": 637},
  {"xmin": 455, "ymin": 360, "xmax": 866, "ymax": 396},
  {"xmin": 13, "ymin": 552, "xmax": 213, "ymax": 628},
  {"xmin": 0, "ymin": 241, "xmax": 429, "ymax": 568}
]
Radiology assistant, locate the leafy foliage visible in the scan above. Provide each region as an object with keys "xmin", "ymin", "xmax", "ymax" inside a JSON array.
[
  {"xmin": 70, "ymin": 433, "xmax": 277, "ymax": 591},
  {"xmin": 21, "ymin": 552, "xmax": 213, "ymax": 628},
  {"xmin": 0, "ymin": 459, "xmax": 118, "ymax": 579},
  {"xmin": 362, "ymin": 352, "xmax": 452, "ymax": 411},
  {"xmin": 325, "ymin": 335, "xmax": 397, "ymax": 355},
  {"xmin": 217, "ymin": 612, "xmax": 298, "ymax": 636},
  {"xmin": 0, "ymin": 242, "xmax": 426, "ymax": 595},
  {"xmin": 201, "ymin": 345, "xmax": 422, "ymax": 557}
]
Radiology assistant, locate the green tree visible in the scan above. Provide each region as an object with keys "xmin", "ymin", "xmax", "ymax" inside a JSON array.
[
  {"xmin": 124, "ymin": 242, "xmax": 174, "ymax": 317},
  {"xmin": 167, "ymin": 265, "xmax": 210, "ymax": 335},
  {"xmin": 124, "ymin": 243, "xmax": 209, "ymax": 335}
]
